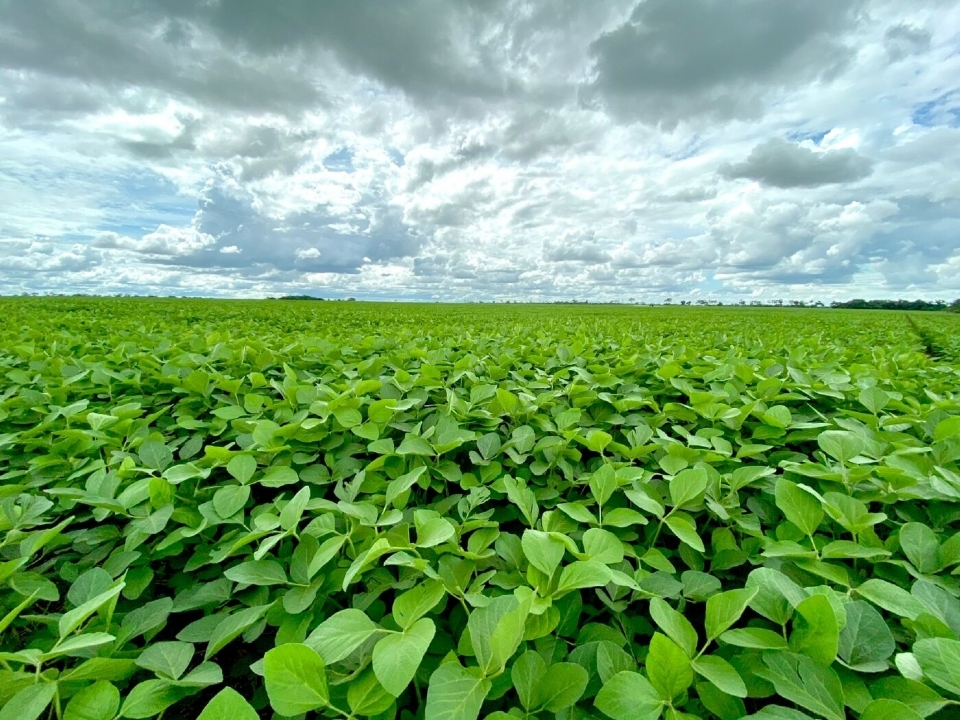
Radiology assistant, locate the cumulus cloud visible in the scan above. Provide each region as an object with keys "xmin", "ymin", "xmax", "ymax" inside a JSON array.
[
  {"xmin": 544, "ymin": 232, "xmax": 614, "ymax": 264},
  {"xmin": 92, "ymin": 225, "xmax": 216, "ymax": 256},
  {"xmin": 719, "ymin": 138, "xmax": 874, "ymax": 188},
  {"xmin": 584, "ymin": 0, "xmax": 863, "ymax": 126}
]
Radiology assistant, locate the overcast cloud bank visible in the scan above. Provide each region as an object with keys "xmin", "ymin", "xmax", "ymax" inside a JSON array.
[{"xmin": 1, "ymin": 0, "xmax": 959, "ymax": 302}]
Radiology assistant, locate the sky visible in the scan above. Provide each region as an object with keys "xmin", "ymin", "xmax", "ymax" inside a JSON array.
[{"xmin": 1, "ymin": 0, "xmax": 959, "ymax": 303}]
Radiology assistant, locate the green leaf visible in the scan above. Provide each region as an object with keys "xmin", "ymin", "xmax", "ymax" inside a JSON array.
[
  {"xmin": 44, "ymin": 632, "xmax": 116, "ymax": 659},
  {"xmin": 204, "ymin": 604, "xmax": 271, "ymax": 660},
  {"xmin": 251, "ymin": 420, "xmax": 280, "ymax": 447},
  {"xmin": 854, "ymin": 579, "xmax": 926, "ymax": 619},
  {"xmin": 584, "ymin": 429, "xmax": 613, "ymax": 453},
  {"xmin": 116, "ymin": 598, "xmax": 173, "ymax": 648},
  {"xmin": 118, "ymin": 680, "xmax": 187, "ymax": 719},
  {"xmin": 59, "ymin": 582, "xmax": 125, "ymax": 639},
  {"xmin": 162, "ymin": 462, "xmax": 206, "ymax": 484},
  {"xmin": 0, "ymin": 589, "xmax": 39, "ymax": 634},
  {"xmin": 260, "ymin": 466, "xmax": 299, "ymax": 487},
  {"xmin": 870, "ymin": 677, "xmax": 949, "ymax": 716},
  {"xmin": 306, "ymin": 608, "xmax": 382, "ymax": 664},
  {"xmin": 195, "ymin": 687, "xmax": 259, "ymax": 720},
  {"xmin": 334, "ymin": 406, "xmax": 362, "ymax": 428},
  {"xmin": 342, "ymin": 538, "xmax": 393, "ymax": 590},
  {"xmin": 859, "ymin": 699, "xmax": 923, "ymax": 720},
  {"xmin": 590, "ymin": 464, "xmax": 617, "ymax": 507},
  {"xmin": 649, "ymin": 597, "xmax": 698, "ymax": 657},
  {"xmin": 646, "ymin": 631, "xmax": 693, "ymax": 701},
  {"xmin": 59, "ymin": 658, "xmax": 137, "ymax": 683},
  {"xmin": 669, "ymin": 467, "xmax": 708, "ymax": 508},
  {"xmin": 820, "ymin": 540, "xmax": 890, "ymax": 560},
  {"xmin": 789, "ymin": 594, "xmax": 839, "ymax": 666},
  {"xmin": 763, "ymin": 405, "xmax": 792, "ymax": 428},
  {"xmin": 538, "ymin": 662, "xmax": 589, "ymax": 712},
  {"xmin": 224, "ymin": 560, "xmax": 287, "ymax": 586},
  {"xmin": 226, "ymin": 455, "xmax": 257, "ymax": 484},
  {"xmin": 176, "ymin": 661, "xmax": 223, "ymax": 687},
  {"xmin": 837, "ymin": 601, "xmax": 894, "ymax": 668},
  {"xmin": 416, "ymin": 515, "xmax": 456, "ymax": 548},
  {"xmin": 692, "ymin": 654, "xmax": 747, "ymax": 698},
  {"xmin": 817, "ymin": 430, "xmax": 865, "ymax": 464},
  {"xmin": 139, "ymin": 440, "xmax": 173, "ymax": 471},
  {"xmin": 213, "ymin": 485, "xmax": 249, "ymax": 518},
  {"xmin": 775, "ymin": 478, "xmax": 823, "ymax": 536},
  {"xmin": 425, "ymin": 661, "xmax": 491, "ymax": 720},
  {"xmin": 393, "ymin": 579, "xmax": 445, "ymax": 630},
  {"xmin": 697, "ymin": 681, "xmax": 747, "ymax": 720},
  {"xmin": 625, "ymin": 488, "xmax": 665, "ymax": 519},
  {"xmin": 64, "ymin": 681, "xmax": 121, "ymax": 720},
  {"xmin": 756, "ymin": 651, "xmax": 844, "ymax": 720},
  {"xmin": 664, "ymin": 512, "xmax": 705, "ymax": 552},
  {"xmin": 900, "ymin": 523, "xmax": 940, "ymax": 574},
  {"xmin": 603, "ymin": 507, "xmax": 649, "ymax": 527},
  {"xmin": 720, "ymin": 627, "xmax": 789, "ymax": 650},
  {"xmin": 373, "ymin": 618, "xmax": 436, "ymax": 696},
  {"xmin": 0, "ymin": 684, "xmax": 57, "ymax": 720},
  {"xmin": 476, "ymin": 432, "xmax": 501, "ymax": 459},
  {"xmin": 308, "ymin": 535, "xmax": 347, "ymax": 579},
  {"xmin": 582, "ymin": 528, "xmax": 624, "ymax": 565},
  {"xmin": 263, "ymin": 643, "xmax": 329, "ymax": 716},
  {"xmin": 385, "ymin": 466, "xmax": 428, "ymax": 508},
  {"xmin": 858, "ymin": 387, "xmax": 890, "ymax": 415},
  {"xmin": 279, "ymin": 486, "xmax": 310, "ymax": 530},
  {"xmin": 511, "ymin": 651, "xmax": 546, "ymax": 710},
  {"xmin": 597, "ymin": 640, "xmax": 635, "ymax": 682},
  {"xmin": 913, "ymin": 637, "xmax": 960, "ymax": 696},
  {"xmin": 11, "ymin": 572, "xmax": 59, "ymax": 602},
  {"xmin": 705, "ymin": 587, "xmax": 758, "ymax": 641},
  {"xmin": 594, "ymin": 671, "xmax": 664, "ymax": 720},
  {"xmin": 347, "ymin": 669, "xmax": 396, "ymax": 716},
  {"xmin": 397, "ymin": 435, "xmax": 435, "ymax": 456},
  {"xmin": 135, "ymin": 641, "xmax": 194, "ymax": 680},
  {"xmin": 521, "ymin": 530, "xmax": 566, "ymax": 576},
  {"xmin": 469, "ymin": 595, "xmax": 529, "ymax": 674},
  {"xmin": 743, "ymin": 708, "xmax": 816, "ymax": 720},
  {"xmin": 556, "ymin": 560, "xmax": 613, "ymax": 594},
  {"xmin": 746, "ymin": 568, "xmax": 806, "ymax": 626}
]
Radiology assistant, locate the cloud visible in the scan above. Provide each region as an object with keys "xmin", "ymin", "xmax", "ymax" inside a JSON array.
[
  {"xmin": 1, "ymin": 0, "xmax": 960, "ymax": 302},
  {"xmin": 544, "ymin": 232, "xmax": 613, "ymax": 264},
  {"xmin": 0, "ymin": 1, "xmax": 327, "ymax": 116},
  {"xmin": 584, "ymin": 0, "xmax": 863, "ymax": 126},
  {"xmin": 719, "ymin": 138, "xmax": 874, "ymax": 188},
  {"xmin": 884, "ymin": 23, "xmax": 932, "ymax": 61},
  {"xmin": 92, "ymin": 225, "xmax": 216, "ymax": 256},
  {"xmin": 160, "ymin": 172, "xmax": 422, "ymax": 275}
]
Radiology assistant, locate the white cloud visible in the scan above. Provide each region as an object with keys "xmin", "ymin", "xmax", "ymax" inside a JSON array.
[
  {"xmin": 92, "ymin": 224, "xmax": 216, "ymax": 256},
  {"xmin": 295, "ymin": 247, "xmax": 322, "ymax": 260}
]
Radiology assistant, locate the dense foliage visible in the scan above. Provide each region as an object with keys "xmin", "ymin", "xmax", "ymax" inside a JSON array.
[
  {"xmin": 1, "ymin": 298, "xmax": 960, "ymax": 720},
  {"xmin": 828, "ymin": 299, "xmax": 959, "ymax": 312}
]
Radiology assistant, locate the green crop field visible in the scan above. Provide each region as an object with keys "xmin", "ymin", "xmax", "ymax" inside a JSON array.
[{"xmin": 2, "ymin": 297, "xmax": 960, "ymax": 720}]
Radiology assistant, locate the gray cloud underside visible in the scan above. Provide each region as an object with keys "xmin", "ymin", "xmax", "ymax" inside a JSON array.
[
  {"xmin": 720, "ymin": 138, "xmax": 875, "ymax": 188},
  {"xmin": 584, "ymin": 0, "xmax": 864, "ymax": 125}
]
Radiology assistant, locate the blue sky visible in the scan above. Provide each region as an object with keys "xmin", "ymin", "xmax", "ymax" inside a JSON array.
[{"xmin": 1, "ymin": 0, "xmax": 959, "ymax": 302}]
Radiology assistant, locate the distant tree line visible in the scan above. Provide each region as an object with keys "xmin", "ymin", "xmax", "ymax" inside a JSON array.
[
  {"xmin": 660, "ymin": 298, "xmax": 960, "ymax": 311},
  {"xmin": 827, "ymin": 298, "xmax": 960, "ymax": 311}
]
